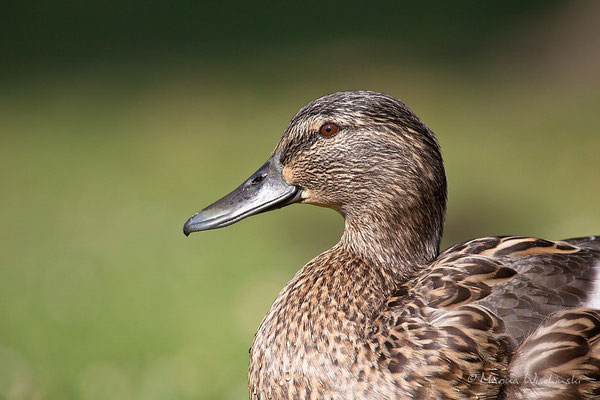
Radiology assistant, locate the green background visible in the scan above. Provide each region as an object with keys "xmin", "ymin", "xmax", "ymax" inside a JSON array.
[{"xmin": 1, "ymin": 1, "xmax": 599, "ymax": 399}]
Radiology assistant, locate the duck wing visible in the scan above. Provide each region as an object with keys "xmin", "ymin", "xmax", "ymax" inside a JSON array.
[
  {"xmin": 506, "ymin": 308, "xmax": 600, "ymax": 399},
  {"xmin": 438, "ymin": 236, "xmax": 600, "ymax": 342},
  {"xmin": 373, "ymin": 236, "xmax": 600, "ymax": 398},
  {"xmin": 375, "ymin": 251, "xmax": 518, "ymax": 398}
]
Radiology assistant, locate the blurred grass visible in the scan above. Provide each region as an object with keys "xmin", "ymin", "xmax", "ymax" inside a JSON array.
[{"xmin": 1, "ymin": 5, "xmax": 600, "ymax": 399}]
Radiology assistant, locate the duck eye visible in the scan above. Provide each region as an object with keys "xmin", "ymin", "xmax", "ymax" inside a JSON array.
[{"xmin": 319, "ymin": 123, "xmax": 339, "ymax": 137}]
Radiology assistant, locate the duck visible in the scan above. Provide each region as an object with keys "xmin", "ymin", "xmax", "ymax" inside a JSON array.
[{"xmin": 183, "ymin": 91, "xmax": 600, "ymax": 399}]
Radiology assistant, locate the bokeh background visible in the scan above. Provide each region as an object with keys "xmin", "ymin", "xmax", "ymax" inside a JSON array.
[{"xmin": 1, "ymin": 1, "xmax": 599, "ymax": 399}]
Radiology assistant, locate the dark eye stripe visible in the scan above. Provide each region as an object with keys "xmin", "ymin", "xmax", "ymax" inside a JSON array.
[{"xmin": 278, "ymin": 132, "xmax": 319, "ymax": 165}]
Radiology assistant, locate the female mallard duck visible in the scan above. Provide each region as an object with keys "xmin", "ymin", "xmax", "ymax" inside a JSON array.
[{"xmin": 183, "ymin": 91, "xmax": 600, "ymax": 399}]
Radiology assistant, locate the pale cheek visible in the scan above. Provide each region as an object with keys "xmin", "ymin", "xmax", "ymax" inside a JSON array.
[
  {"xmin": 282, "ymin": 163, "xmax": 339, "ymax": 208},
  {"xmin": 300, "ymin": 189, "xmax": 341, "ymax": 211},
  {"xmin": 281, "ymin": 166, "xmax": 295, "ymax": 185},
  {"xmin": 300, "ymin": 188, "xmax": 313, "ymax": 203},
  {"xmin": 298, "ymin": 188, "xmax": 319, "ymax": 204}
]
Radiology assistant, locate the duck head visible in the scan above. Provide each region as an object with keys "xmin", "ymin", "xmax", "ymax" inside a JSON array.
[{"xmin": 184, "ymin": 91, "xmax": 447, "ymax": 266}]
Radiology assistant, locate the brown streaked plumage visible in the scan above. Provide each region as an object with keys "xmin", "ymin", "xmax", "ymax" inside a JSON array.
[{"xmin": 183, "ymin": 91, "xmax": 600, "ymax": 399}]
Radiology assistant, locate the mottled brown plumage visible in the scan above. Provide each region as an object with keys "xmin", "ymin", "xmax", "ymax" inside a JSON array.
[{"xmin": 184, "ymin": 91, "xmax": 600, "ymax": 399}]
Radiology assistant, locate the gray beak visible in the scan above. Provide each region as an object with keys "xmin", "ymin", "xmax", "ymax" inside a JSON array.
[{"xmin": 183, "ymin": 156, "xmax": 300, "ymax": 236}]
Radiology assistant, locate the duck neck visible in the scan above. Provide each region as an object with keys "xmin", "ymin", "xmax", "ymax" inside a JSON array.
[{"xmin": 340, "ymin": 205, "xmax": 443, "ymax": 280}]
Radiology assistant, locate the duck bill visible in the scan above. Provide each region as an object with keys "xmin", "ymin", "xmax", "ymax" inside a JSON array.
[{"xmin": 183, "ymin": 157, "xmax": 300, "ymax": 236}]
